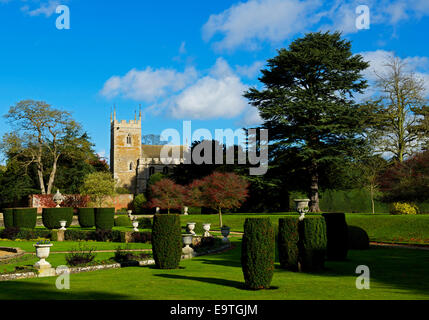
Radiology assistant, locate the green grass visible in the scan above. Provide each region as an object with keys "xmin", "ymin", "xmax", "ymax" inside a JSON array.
[
  {"xmin": 181, "ymin": 213, "xmax": 429, "ymax": 244},
  {"xmin": 0, "ymin": 238, "xmax": 428, "ymax": 300}
]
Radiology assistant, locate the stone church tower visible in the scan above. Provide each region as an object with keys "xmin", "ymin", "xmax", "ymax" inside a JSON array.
[
  {"xmin": 110, "ymin": 109, "xmax": 142, "ymax": 192},
  {"xmin": 110, "ymin": 109, "xmax": 185, "ymax": 194}
]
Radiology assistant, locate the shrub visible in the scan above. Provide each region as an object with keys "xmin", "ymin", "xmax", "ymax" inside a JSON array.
[
  {"xmin": 298, "ymin": 217, "xmax": 327, "ymax": 272},
  {"xmin": 113, "ymin": 245, "xmax": 151, "ymax": 263},
  {"xmin": 390, "ymin": 202, "xmax": 418, "ymax": 215},
  {"xmin": 91, "ymin": 229, "xmax": 121, "ymax": 242},
  {"xmin": 65, "ymin": 244, "xmax": 97, "ymax": 266},
  {"xmin": 77, "ymin": 208, "xmax": 95, "ymax": 228},
  {"xmin": 114, "ymin": 215, "xmax": 132, "ymax": 227},
  {"xmin": 133, "ymin": 194, "xmax": 147, "ymax": 214},
  {"xmin": 2, "ymin": 208, "xmax": 14, "ymax": 228},
  {"xmin": 16, "ymin": 228, "xmax": 52, "ymax": 240},
  {"xmin": 151, "ymin": 214, "xmax": 182, "ymax": 269},
  {"xmin": 348, "ymin": 226, "xmax": 370, "ymax": 250},
  {"xmin": 0, "ymin": 227, "xmax": 20, "ymax": 240},
  {"xmin": 136, "ymin": 217, "xmax": 152, "ymax": 229},
  {"xmin": 64, "ymin": 229, "xmax": 91, "ymax": 241},
  {"xmin": 278, "ymin": 217, "xmax": 299, "ymax": 271},
  {"xmin": 42, "ymin": 207, "xmax": 73, "ymax": 230},
  {"xmin": 241, "ymin": 218, "xmax": 275, "ymax": 290},
  {"xmin": 94, "ymin": 208, "xmax": 115, "ymax": 230},
  {"xmin": 187, "ymin": 207, "xmax": 201, "ymax": 215},
  {"xmin": 13, "ymin": 208, "xmax": 37, "ymax": 229},
  {"xmin": 129, "ymin": 231, "xmax": 152, "ymax": 243},
  {"xmin": 322, "ymin": 213, "xmax": 348, "ymax": 261}
]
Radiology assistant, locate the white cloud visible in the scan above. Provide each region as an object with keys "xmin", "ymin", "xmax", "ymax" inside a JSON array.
[
  {"xmin": 241, "ymin": 107, "xmax": 263, "ymax": 126},
  {"xmin": 235, "ymin": 61, "xmax": 265, "ymax": 79},
  {"xmin": 100, "ymin": 66, "xmax": 198, "ymax": 101},
  {"xmin": 202, "ymin": 0, "xmax": 322, "ymax": 51},
  {"xmin": 21, "ymin": 0, "xmax": 61, "ymax": 17},
  {"xmin": 359, "ymin": 50, "xmax": 429, "ymax": 97}
]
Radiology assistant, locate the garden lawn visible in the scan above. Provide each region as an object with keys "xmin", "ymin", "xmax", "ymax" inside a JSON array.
[
  {"xmin": 0, "ymin": 238, "xmax": 428, "ymax": 300},
  {"xmin": 180, "ymin": 213, "xmax": 429, "ymax": 244}
]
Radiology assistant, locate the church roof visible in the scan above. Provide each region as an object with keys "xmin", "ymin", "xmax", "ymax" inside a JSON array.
[{"xmin": 141, "ymin": 145, "xmax": 185, "ymax": 159}]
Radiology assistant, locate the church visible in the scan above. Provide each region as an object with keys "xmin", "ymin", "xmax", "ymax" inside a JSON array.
[{"xmin": 110, "ymin": 109, "xmax": 186, "ymax": 194}]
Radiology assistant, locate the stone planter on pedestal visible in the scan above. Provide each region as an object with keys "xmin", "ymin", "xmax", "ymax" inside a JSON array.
[
  {"xmin": 59, "ymin": 220, "xmax": 67, "ymax": 231},
  {"xmin": 132, "ymin": 220, "xmax": 139, "ymax": 232},
  {"xmin": 186, "ymin": 222, "xmax": 196, "ymax": 235},
  {"xmin": 221, "ymin": 226, "xmax": 231, "ymax": 242},
  {"xmin": 182, "ymin": 234, "xmax": 194, "ymax": 258},
  {"xmin": 202, "ymin": 223, "xmax": 211, "ymax": 237},
  {"xmin": 33, "ymin": 243, "xmax": 55, "ymax": 277},
  {"xmin": 294, "ymin": 199, "xmax": 310, "ymax": 221},
  {"xmin": 183, "ymin": 206, "xmax": 189, "ymax": 215}
]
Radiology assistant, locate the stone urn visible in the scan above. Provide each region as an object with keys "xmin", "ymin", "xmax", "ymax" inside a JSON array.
[
  {"xmin": 132, "ymin": 219, "xmax": 139, "ymax": 232},
  {"xmin": 221, "ymin": 226, "xmax": 231, "ymax": 242},
  {"xmin": 33, "ymin": 243, "xmax": 53, "ymax": 269},
  {"xmin": 59, "ymin": 220, "xmax": 67, "ymax": 231},
  {"xmin": 202, "ymin": 223, "xmax": 211, "ymax": 237},
  {"xmin": 186, "ymin": 222, "xmax": 196, "ymax": 235},
  {"xmin": 182, "ymin": 234, "xmax": 194, "ymax": 257},
  {"xmin": 294, "ymin": 199, "xmax": 310, "ymax": 221},
  {"xmin": 183, "ymin": 206, "xmax": 189, "ymax": 215},
  {"xmin": 53, "ymin": 190, "xmax": 65, "ymax": 208},
  {"xmin": 155, "ymin": 207, "xmax": 160, "ymax": 214},
  {"xmin": 127, "ymin": 210, "xmax": 133, "ymax": 220}
]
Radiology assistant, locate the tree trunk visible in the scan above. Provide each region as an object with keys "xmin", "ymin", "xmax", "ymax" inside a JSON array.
[
  {"xmin": 46, "ymin": 155, "xmax": 60, "ymax": 194},
  {"xmin": 309, "ymin": 162, "xmax": 321, "ymax": 212},
  {"xmin": 218, "ymin": 208, "xmax": 223, "ymax": 228},
  {"xmin": 36, "ymin": 154, "xmax": 46, "ymax": 194},
  {"xmin": 370, "ymin": 185, "xmax": 375, "ymax": 214}
]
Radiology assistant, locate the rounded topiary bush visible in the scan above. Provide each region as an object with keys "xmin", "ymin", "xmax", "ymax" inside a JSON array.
[
  {"xmin": 298, "ymin": 216, "xmax": 327, "ymax": 272},
  {"xmin": 241, "ymin": 218, "xmax": 275, "ymax": 290},
  {"xmin": 2, "ymin": 208, "xmax": 14, "ymax": 228},
  {"xmin": 78, "ymin": 208, "xmax": 95, "ymax": 228},
  {"xmin": 114, "ymin": 215, "xmax": 132, "ymax": 227},
  {"xmin": 13, "ymin": 208, "xmax": 37, "ymax": 229},
  {"xmin": 348, "ymin": 226, "xmax": 370, "ymax": 250},
  {"xmin": 322, "ymin": 212, "xmax": 348, "ymax": 261},
  {"xmin": 94, "ymin": 208, "xmax": 115, "ymax": 230},
  {"xmin": 278, "ymin": 217, "xmax": 299, "ymax": 271},
  {"xmin": 390, "ymin": 202, "xmax": 418, "ymax": 215},
  {"xmin": 42, "ymin": 207, "xmax": 74, "ymax": 229},
  {"xmin": 151, "ymin": 214, "xmax": 182, "ymax": 269}
]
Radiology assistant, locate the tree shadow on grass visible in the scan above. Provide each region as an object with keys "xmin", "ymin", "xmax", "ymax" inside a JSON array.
[
  {"xmin": 154, "ymin": 273, "xmax": 245, "ymax": 290},
  {"xmin": 0, "ymin": 280, "xmax": 130, "ymax": 300}
]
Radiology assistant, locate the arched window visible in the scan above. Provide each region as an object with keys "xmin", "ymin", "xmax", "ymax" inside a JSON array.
[
  {"xmin": 163, "ymin": 166, "xmax": 169, "ymax": 174},
  {"xmin": 126, "ymin": 134, "xmax": 132, "ymax": 145},
  {"xmin": 129, "ymin": 162, "xmax": 133, "ymax": 171},
  {"xmin": 149, "ymin": 167, "xmax": 155, "ymax": 176}
]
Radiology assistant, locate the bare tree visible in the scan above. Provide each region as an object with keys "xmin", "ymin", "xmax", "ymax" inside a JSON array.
[
  {"xmin": 3, "ymin": 100, "xmax": 80, "ymax": 194},
  {"xmin": 373, "ymin": 56, "xmax": 428, "ymax": 162}
]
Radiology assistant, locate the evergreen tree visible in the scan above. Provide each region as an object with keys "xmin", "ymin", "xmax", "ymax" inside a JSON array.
[{"xmin": 245, "ymin": 31, "xmax": 369, "ymax": 211}]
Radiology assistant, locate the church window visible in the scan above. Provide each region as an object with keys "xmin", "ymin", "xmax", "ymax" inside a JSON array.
[
  {"xmin": 126, "ymin": 134, "xmax": 132, "ymax": 145},
  {"xmin": 129, "ymin": 162, "xmax": 133, "ymax": 171}
]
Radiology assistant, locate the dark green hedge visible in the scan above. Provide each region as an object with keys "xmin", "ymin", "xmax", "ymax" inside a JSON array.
[
  {"xmin": 322, "ymin": 213, "xmax": 348, "ymax": 260},
  {"xmin": 114, "ymin": 215, "xmax": 132, "ymax": 227},
  {"xmin": 95, "ymin": 208, "xmax": 115, "ymax": 230},
  {"xmin": 77, "ymin": 208, "xmax": 95, "ymax": 228},
  {"xmin": 151, "ymin": 214, "xmax": 182, "ymax": 269},
  {"xmin": 13, "ymin": 208, "xmax": 37, "ymax": 229},
  {"xmin": 42, "ymin": 207, "xmax": 74, "ymax": 230},
  {"xmin": 298, "ymin": 217, "xmax": 327, "ymax": 272},
  {"xmin": 0, "ymin": 227, "xmax": 54, "ymax": 240},
  {"xmin": 137, "ymin": 217, "xmax": 153, "ymax": 229},
  {"xmin": 348, "ymin": 225, "xmax": 370, "ymax": 250},
  {"xmin": 278, "ymin": 217, "xmax": 299, "ymax": 271},
  {"xmin": 2, "ymin": 208, "xmax": 14, "ymax": 228},
  {"xmin": 241, "ymin": 218, "xmax": 275, "ymax": 289}
]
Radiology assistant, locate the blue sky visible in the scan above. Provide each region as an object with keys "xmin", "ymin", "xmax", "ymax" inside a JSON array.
[{"xmin": 0, "ymin": 0, "xmax": 428, "ymax": 162}]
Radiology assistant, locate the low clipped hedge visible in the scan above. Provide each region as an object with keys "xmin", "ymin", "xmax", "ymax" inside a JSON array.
[
  {"xmin": 13, "ymin": 208, "xmax": 37, "ymax": 229},
  {"xmin": 241, "ymin": 218, "xmax": 275, "ymax": 290},
  {"xmin": 77, "ymin": 208, "xmax": 95, "ymax": 228},
  {"xmin": 298, "ymin": 217, "xmax": 327, "ymax": 272},
  {"xmin": 278, "ymin": 217, "xmax": 299, "ymax": 271},
  {"xmin": 63, "ymin": 229, "xmax": 152, "ymax": 243},
  {"xmin": 0, "ymin": 227, "xmax": 54, "ymax": 240},
  {"xmin": 95, "ymin": 208, "xmax": 115, "ymax": 230},
  {"xmin": 114, "ymin": 215, "xmax": 132, "ymax": 227},
  {"xmin": 348, "ymin": 225, "xmax": 370, "ymax": 249},
  {"xmin": 152, "ymin": 214, "xmax": 182, "ymax": 269},
  {"xmin": 2, "ymin": 208, "xmax": 14, "ymax": 228},
  {"xmin": 322, "ymin": 213, "xmax": 348, "ymax": 261},
  {"xmin": 42, "ymin": 207, "xmax": 74, "ymax": 230},
  {"xmin": 137, "ymin": 217, "xmax": 153, "ymax": 229}
]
